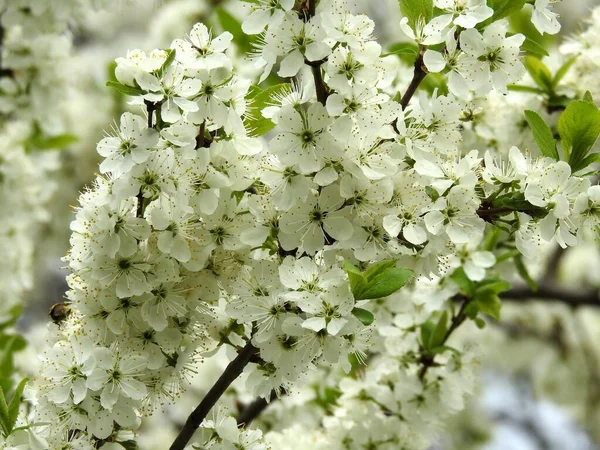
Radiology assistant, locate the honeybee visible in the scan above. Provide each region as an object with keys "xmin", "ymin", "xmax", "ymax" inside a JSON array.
[{"xmin": 49, "ymin": 302, "xmax": 71, "ymax": 325}]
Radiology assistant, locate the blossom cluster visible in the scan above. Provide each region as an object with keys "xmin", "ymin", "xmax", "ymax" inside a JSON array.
[{"xmin": 13, "ymin": 0, "xmax": 600, "ymax": 449}]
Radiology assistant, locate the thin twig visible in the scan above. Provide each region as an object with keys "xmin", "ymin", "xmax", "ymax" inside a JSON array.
[
  {"xmin": 169, "ymin": 342, "xmax": 258, "ymax": 450},
  {"xmin": 236, "ymin": 390, "xmax": 279, "ymax": 427},
  {"xmin": 418, "ymin": 299, "xmax": 469, "ymax": 380},
  {"xmin": 400, "ymin": 52, "xmax": 427, "ymax": 110}
]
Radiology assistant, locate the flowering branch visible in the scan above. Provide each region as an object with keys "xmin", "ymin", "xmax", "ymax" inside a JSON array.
[
  {"xmin": 400, "ymin": 51, "xmax": 428, "ymax": 110},
  {"xmin": 169, "ymin": 341, "xmax": 259, "ymax": 450}
]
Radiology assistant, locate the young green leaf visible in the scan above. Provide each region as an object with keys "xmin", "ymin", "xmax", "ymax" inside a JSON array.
[
  {"xmin": 244, "ymin": 83, "xmax": 291, "ymax": 137},
  {"xmin": 479, "ymin": 0, "xmax": 526, "ymax": 27},
  {"xmin": 583, "ymin": 91, "xmax": 594, "ymax": 103},
  {"xmin": 474, "ymin": 291, "xmax": 502, "ymax": 320},
  {"xmin": 354, "ymin": 267, "xmax": 414, "ymax": 300},
  {"xmin": 106, "ymin": 81, "xmax": 146, "ymax": 97},
  {"xmin": 363, "ymin": 259, "xmax": 398, "ymax": 282},
  {"xmin": 154, "ymin": 49, "xmax": 176, "ymax": 78},
  {"xmin": 29, "ymin": 133, "xmax": 79, "ymax": 151},
  {"xmin": 524, "ymin": 110, "xmax": 559, "ymax": 160},
  {"xmin": 0, "ymin": 387, "xmax": 9, "ymax": 437},
  {"xmin": 520, "ymin": 36, "xmax": 549, "ymax": 58},
  {"xmin": 343, "ymin": 261, "xmax": 367, "ymax": 295},
  {"xmin": 450, "ymin": 268, "xmax": 474, "ymax": 296},
  {"xmin": 524, "ymin": 56, "xmax": 553, "ymax": 92},
  {"xmin": 7, "ymin": 378, "xmax": 27, "ymax": 437},
  {"xmin": 508, "ymin": 85, "xmax": 547, "ymax": 95},
  {"xmin": 398, "ymin": 0, "xmax": 433, "ymax": 30},
  {"xmin": 420, "ymin": 321, "xmax": 435, "ymax": 350},
  {"xmin": 558, "ymin": 99, "xmax": 600, "ymax": 170},
  {"xmin": 429, "ymin": 311, "xmax": 448, "ymax": 350},
  {"xmin": 514, "ymin": 255, "xmax": 537, "ymax": 292},
  {"xmin": 552, "ymin": 56, "xmax": 577, "ymax": 87},
  {"xmin": 351, "ymin": 308, "xmax": 375, "ymax": 326}
]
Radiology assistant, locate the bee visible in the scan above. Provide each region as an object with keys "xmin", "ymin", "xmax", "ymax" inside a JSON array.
[{"xmin": 49, "ymin": 302, "xmax": 71, "ymax": 325}]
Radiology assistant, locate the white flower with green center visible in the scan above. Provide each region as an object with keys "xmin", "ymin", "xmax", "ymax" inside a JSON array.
[
  {"xmin": 242, "ymin": 0, "xmax": 295, "ymax": 34},
  {"xmin": 86, "ymin": 347, "xmax": 148, "ymax": 410},
  {"xmin": 531, "ymin": 0, "xmax": 561, "ymax": 35},
  {"xmin": 383, "ymin": 172, "xmax": 432, "ymax": 246},
  {"xmin": 260, "ymin": 15, "xmax": 330, "ymax": 79},
  {"xmin": 42, "ymin": 337, "xmax": 96, "ymax": 405},
  {"xmin": 136, "ymin": 63, "xmax": 202, "ymax": 124},
  {"xmin": 435, "ymin": 0, "xmax": 493, "ymax": 28},
  {"xmin": 148, "ymin": 197, "xmax": 199, "ymax": 263},
  {"xmin": 459, "ymin": 20, "xmax": 525, "ymax": 94},
  {"xmin": 90, "ymin": 251, "xmax": 152, "ymax": 298},
  {"xmin": 139, "ymin": 282, "xmax": 189, "ymax": 331},
  {"xmin": 172, "ymin": 23, "xmax": 233, "ymax": 70},
  {"xmin": 424, "ymin": 30, "xmax": 471, "ymax": 97},
  {"xmin": 271, "ymin": 103, "xmax": 341, "ymax": 174},
  {"xmin": 97, "ymin": 112, "xmax": 158, "ymax": 174},
  {"xmin": 424, "ymin": 185, "xmax": 484, "ymax": 244},
  {"xmin": 279, "ymin": 185, "xmax": 353, "ymax": 254}
]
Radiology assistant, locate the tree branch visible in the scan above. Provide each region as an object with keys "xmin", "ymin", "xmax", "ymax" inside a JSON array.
[
  {"xmin": 169, "ymin": 341, "xmax": 258, "ymax": 450},
  {"xmin": 400, "ymin": 52, "xmax": 427, "ymax": 110},
  {"xmin": 236, "ymin": 390, "xmax": 279, "ymax": 427},
  {"xmin": 501, "ymin": 285, "xmax": 599, "ymax": 308}
]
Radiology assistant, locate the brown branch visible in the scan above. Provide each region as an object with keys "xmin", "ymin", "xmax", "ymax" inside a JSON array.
[
  {"xmin": 236, "ymin": 390, "xmax": 279, "ymax": 427},
  {"xmin": 169, "ymin": 342, "xmax": 258, "ymax": 450},
  {"xmin": 311, "ymin": 64, "xmax": 329, "ymax": 105},
  {"xmin": 501, "ymin": 285, "xmax": 599, "ymax": 308},
  {"xmin": 400, "ymin": 52, "xmax": 427, "ymax": 110}
]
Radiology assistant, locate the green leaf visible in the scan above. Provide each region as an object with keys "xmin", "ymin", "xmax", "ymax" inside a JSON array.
[
  {"xmin": 508, "ymin": 85, "xmax": 546, "ymax": 95},
  {"xmin": 244, "ymin": 83, "xmax": 291, "ymax": 137},
  {"xmin": 558, "ymin": 99, "xmax": 600, "ymax": 169},
  {"xmin": 0, "ymin": 387, "xmax": 9, "ymax": 437},
  {"xmin": 572, "ymin": 152, "xmax": 600, "ymax": 174},
  {"xmin": 475, "ymin": 279, "xmax": 511, "ymax": 295},
  {"xmin": 106, "ymin": 80, "xmax": 145, "ymax": 97},
  {"xmin": 30, "ymin": 133, "xmax": 78, "ymax": 151},
  {"xmin": 524, "ymin": 110, "xmax": 559, "ymax": 159},
  {"xmin": 363, "ymin": 259, "xmax": 398, "ymax": 282},
  {"xmin": 583, "ymin": 91, "xmax": 594, "ymax": 103},
  {"xmin": 420, "ymin": 321, "xmax": 435, "ymax": 350},
  {"xmin": 553, "ymin": 56, "xmax": 577, "ymax": 87},
  {"xmin": 450, "ymin": 268, "xmax": 474, "ymax": 296},
  {"xmin": 354, "ymin": 267, "xmax": 414, "ymax": 300},
  {"xmin": 429, "ymin": 344, "xmax": 460, "ymax": 355},
  {"xmin": 0, "ymin": 306, "xmax": 23, "ymax": 331},
  {"xmin": 351, "ymin": 308, "xmax": 375, "ymax": 326},
  {"xmin": 216, "ymin": 6, "xmax": 253, "ymax": 54},
  {"xmin": 399, "ymin": 0, "xmax": 433, "ymax": 30},
  {"xmin": 429, "ymin": 311, "xmax": 448, "ymax": 350},
  {"xmin": 7, "ymin": 378, "xmax": 27, "ymax": 436},
  {"xmin": 520, "ymin": 36, "xmax": 549, "ymax": 57},
  {"xmin": 514, "ymin": 255, "xmax": 537, "ymax": 292},
  {"xmin": 343, "ymin": 261, "xmax": 367, "ymax": 295},
  {"xmin": 475, "ymin": 291, "xmax": 502, "ymax": 320},
  {"xmin": 524, "ymin": 56, "xmax": 553, "ymax": 92},
  {"xmin": 474, "ymin": 317, "xmax": 487, "ymax": 329},
  {"xmin": 479, "ymin": 0, "xmax": 527, "ymax": 27},
  {"xmin": 382, "ymin": 42, "xmax": 419, "ymax": 63}
]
